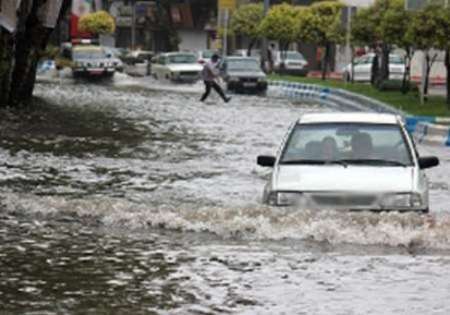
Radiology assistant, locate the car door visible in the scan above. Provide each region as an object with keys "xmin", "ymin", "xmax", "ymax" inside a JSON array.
[{"xmin": 353, "ymin": 56, "xmax": 369, "ymax": 81}]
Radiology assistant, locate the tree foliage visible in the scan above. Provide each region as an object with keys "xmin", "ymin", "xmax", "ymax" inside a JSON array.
[
  {"xmin": 259, "ymin": 3, "xmax": 299, "ymax": 49},
  {"xmin": 298, "ymin": 1, "xmax": 344, "ymax": 46},
  {"xmin": 231, "ymin": 4, "xmax": 264, "ymax": 41},
  {"xmin": 78, "ymin": 11, "xmax": 115, "ymax": 35}
]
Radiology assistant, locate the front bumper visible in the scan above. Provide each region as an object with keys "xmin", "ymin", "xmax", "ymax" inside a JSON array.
[
  {"xmin": 265, "ymin": 191, "xmax": 427, "ymax": 212},
  {"xmin": 73, "ymin": 67, "xmax": 115, "ymax": 77},
  {"xmin": 228, "ymin": 80, "xmax": 268, "ymax": 93}
]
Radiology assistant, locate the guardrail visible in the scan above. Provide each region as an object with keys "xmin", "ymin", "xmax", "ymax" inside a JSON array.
[
  {"xmin": 269, "ymin": 80, "xmax": 405, "ymax": 115},
  {"xmin": 269, "ymin": 80, "xmax": 450, "ymax": 147}
]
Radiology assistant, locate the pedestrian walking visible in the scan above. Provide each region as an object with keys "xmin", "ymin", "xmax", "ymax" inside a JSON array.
[{"xmin": 200, "ymin": 54, "xmax": 231, "ymax": 103}]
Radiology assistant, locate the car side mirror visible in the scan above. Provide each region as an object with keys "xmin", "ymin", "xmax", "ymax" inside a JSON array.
[
  {"xmin": 257, "ymin": 155, "xmax": 276, "ymax": 167},
  {"xmin": 418, "ymin": 156, "xmax": 439, "ymax": 169}
]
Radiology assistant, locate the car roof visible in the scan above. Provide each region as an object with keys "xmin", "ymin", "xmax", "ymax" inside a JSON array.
[
  {"xmin": 73, "ymin": 45, "xmax": 103, "ymax": 52},
  {"xmin": 298, "ymin": 113, "xmax": 400, "ymax": 125}
]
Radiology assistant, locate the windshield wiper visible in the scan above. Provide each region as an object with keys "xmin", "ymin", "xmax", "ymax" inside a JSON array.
[
  {"xmin": 333, "ymin": 159, "xmax": 408, "ymax": 167},
  {"xmin": 280, "ymin": 159, "xmax": 326, "ymax": 165}
]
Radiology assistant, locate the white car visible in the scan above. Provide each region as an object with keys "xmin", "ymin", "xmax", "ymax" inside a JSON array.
[
  {"xmin": 257, "ymin": 113, "xmax": 439, "ymax": 212},
  {"xmin": 273, "ymin": 51, "xmax": 308, "ymax": 76},
  {"xmin": 123, "ymin": 50, "xmax": 153, "ymax": 77},
  {"xmin": 151, "ymin": 52, "xmax": 202, "ymax": 83},
  {"xmin": 342, "ymin": 53, "xmax": 405, "ymax": 82}
]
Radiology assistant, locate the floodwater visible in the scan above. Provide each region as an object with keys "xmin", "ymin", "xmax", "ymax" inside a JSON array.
[{"xmin": 0, "ymin": 75, "xmax": 450, "ymax": 314}]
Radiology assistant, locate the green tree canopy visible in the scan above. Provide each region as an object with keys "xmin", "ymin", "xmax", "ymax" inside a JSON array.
[
  {"xmin": 259, "ymin": 3, "xmax": 299, "ymax": 49},
  {"xmin": 79, "ymin": 11, "xmax": 115, "ymax": 35},
  {"xmin": 230, "ymin": 3, "xmax": 264, "ymax": 41},
  {"xmin": 297, "ymin": 1, "xmax": 344, "ymax": 46}
]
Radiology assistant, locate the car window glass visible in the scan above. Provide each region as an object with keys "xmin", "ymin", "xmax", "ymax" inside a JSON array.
[
  {"xmin": 281, "ymin": 123, "xmax": 413, "ymax": 165},
  {"xmin": 227, "ymin": 59, "xmax": 260, "ymax": 71}
]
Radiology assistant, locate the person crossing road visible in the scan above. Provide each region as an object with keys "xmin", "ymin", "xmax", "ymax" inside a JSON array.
[{"xmin": 200, "ymin": 54, "xmax": 231, "ymax": 103}]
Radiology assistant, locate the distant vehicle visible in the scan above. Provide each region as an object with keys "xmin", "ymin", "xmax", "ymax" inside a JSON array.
[
  {"xmin": 123, "ymin": 50, "xmax": 154, "ymax": 77},
  {"xmin": 219, "ymin": 56, "xmax": 268, "ymax": 94},
  {"xmin": 232, "ymin": 49, "xmax": 262, "ymax": 63},
  {"xmin": 342, "ymin": 53, "xmax": 405, "ymax": 82},
  {"xmin": 273, "ymin": 51, "xmax": 308, "ymax": 76},
  {"xmin": 196, "ymin": 50, "xmax": 217, "ymax": 65},
  {"xmin": 71, "ymin": 45, "xmax": 116, "ymax": 79},
  {"xmin": 257, "ymin": 112, "xmax": 439, "ymax": 212},
  {"xmin": 151, "ymin": 52, "xmax": 202, "ymax": 83}
]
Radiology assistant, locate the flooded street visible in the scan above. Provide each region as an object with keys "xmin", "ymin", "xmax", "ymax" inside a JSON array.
[{"xmin": 1, "ymin": 77, "xmax": 450, "ymax": 314}]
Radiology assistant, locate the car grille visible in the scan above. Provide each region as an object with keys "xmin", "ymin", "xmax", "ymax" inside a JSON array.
[
  {"xmin": 311, "ymin": 194, "xmax": 377, "ymax": 207},
  {"xmin": 180, "ymin": 71, "xmax": 199, "ymax": 76},
  {"xmin": 240, "ymin": 78, "xmax": 257, "ymax": 83}
]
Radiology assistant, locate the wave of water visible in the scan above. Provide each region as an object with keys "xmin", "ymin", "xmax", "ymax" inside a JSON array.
[{"xmin": 2, "ymin": 193, "xmax": 450, "ymax": 250}]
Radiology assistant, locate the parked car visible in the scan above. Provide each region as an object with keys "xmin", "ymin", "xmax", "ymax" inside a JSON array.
[
  {"xmin": 342, "ymin": 53, "xmax": 405, "ymax": 82},
  {"xmin": 71, "ymin": 45, "xmax": 116, "ymax": 79},
  {"xmin": 232, "ymin": 49, "xmax": 262, "ymax": 63},
  {"xmin": 123, "ymin": 50, "xmax": 154, "ymax": 76},
  {"xmin": 273, "ymin": 50, "xmax": 308, "ymax": 76},
  {"xmin": 219, "ymin": 56, "xmax": 268, "ymax": 94},
  {"xmin": 196, "ymin": 50, "xmax": 217, "ymax": 65},
  {"xmin": 257, "ymin": 112, "xmax": 439, "ymax": 212},
  {"xmin": 151, "ymin": 52, "xmax": 202, "ymax": 83}
]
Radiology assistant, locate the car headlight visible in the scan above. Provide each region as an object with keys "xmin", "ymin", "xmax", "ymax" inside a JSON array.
[
  {"xmin": 171, "ymin": 71, "xmax": 179, "ymax": 78},
  {"xmin": 381, "ymin": 193, "xmax": 422, "ymax": 209},
  {"xmin": 268, "ymin": 192, "xmax": 303, "ymax": 207},
  {"xmin": 258, "ymin": 77, "xmax": 267, "ymax": 82},
  {"xmin": 229, "ymin": 76, "xmax": 239, "ymax": 82}
]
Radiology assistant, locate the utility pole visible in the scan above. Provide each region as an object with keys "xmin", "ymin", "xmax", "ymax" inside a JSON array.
[{"xmin": 262, "ymin": 0, "xmax": 270, "ymax": 71}]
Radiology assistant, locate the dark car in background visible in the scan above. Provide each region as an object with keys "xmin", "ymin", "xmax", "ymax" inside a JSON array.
[{"xmin": 219, "ymin": 57, "xmax": 268, "ymax": 94}]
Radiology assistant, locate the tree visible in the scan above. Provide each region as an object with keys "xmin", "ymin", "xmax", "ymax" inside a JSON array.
[
  {"xmin": 433, "ymin": 8, "xmax": 450, "ymax": 107},
  {"xmin": 259, "ymin": 4, "xmax": 299, "ymax": 57},
  {"xmin": 297, "ymin": 2, "xmax": 344, "ymax": 80},
  {"xmin": 406, "ymin": 5, "xmax": 441, "ymax": 102},
  {"xmin": 377, "ymin": 0, "xmax": 413, "ymax": 93},
  {"xmin": 78, "ymin": 11, "xmax": 115, "ymax": 35},
  {"xmin": 0, "ymin": 0, "xmax": 70, "ymax": 108},
  {"xmin": 230, "ymin": 4, "xmax": 264, "ymax": 56},
  {"xmin": 351, "ymin": 0, "xmax": 401, "ymax": 88}
]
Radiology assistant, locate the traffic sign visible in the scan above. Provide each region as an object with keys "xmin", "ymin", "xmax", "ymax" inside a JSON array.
[{"xmin": 218, "ymin": 0, "xmax": 236, "ymax": 10}]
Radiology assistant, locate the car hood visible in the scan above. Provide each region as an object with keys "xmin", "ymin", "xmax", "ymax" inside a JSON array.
[
  {"xmin": 228, "ymin": 70, "xmax": 266, "ymax": 78},
  {"xmin": 167, "ymin": 64, "xmax": 202, "ymax": 72},
  {"xmin": 274, "ymin": 165, "xmax": 415, "ymax": 192},
  {"xmin": 75, "ymin": 58, "xmax": 109, "ymax": 64}
]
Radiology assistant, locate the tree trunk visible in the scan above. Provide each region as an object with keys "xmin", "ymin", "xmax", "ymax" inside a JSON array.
[
  {"xmin": 321, "ymin": 43, "xmax": 330, "ymax": 81},
  {"xmin": 0, "ymin": 0, "xmax": 70, "ymax": 108},
  {"xmin": 402, "ymin": 48, "xmax": 412, "ymax": 94},
  {"xmin": 247, "ymin": 39, "xmax": 256, "ymax": 57},
  {"xmin": 446, "ymin": 49, "xmax": 450, "ymax": 108}
]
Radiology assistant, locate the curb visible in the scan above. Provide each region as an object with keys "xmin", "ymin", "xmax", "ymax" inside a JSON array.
[{"xmin": 412, "ymin": 122, "xmax": 450, "ymax": 147}]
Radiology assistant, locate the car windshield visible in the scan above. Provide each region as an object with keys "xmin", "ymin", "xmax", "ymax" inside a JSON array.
[
  {"xmin": 227, "ymin": 59, "xmax": 260, "ymax": 71},
  {"xmin": 283, "ymin": 52, "xmax": 305, "ymax": 60},
  {"xmin": 168, "ymin": 54, "xmax": 196, "ymax": 64},
  {"xmin": 389, "ymin": 55, "xmax": 404, "ymax": 64},
  {"xmin": 73, "ymin": 50, "xmax": 106, "ymax": 59},
  {"xmin": 280, "ymin": 123, "xmax": 413, "ymax": 166}
]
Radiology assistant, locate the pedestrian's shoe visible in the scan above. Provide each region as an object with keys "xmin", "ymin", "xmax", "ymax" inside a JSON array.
[{"xmin": 225, "ymin": 97, "xmax": 232, "ymax": 103}]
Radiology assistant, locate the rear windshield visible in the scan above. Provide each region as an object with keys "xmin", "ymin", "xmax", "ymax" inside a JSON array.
[
  {"xmin": 227, "ymin": 59, "xmax": 261, "ymax": 71},
  {"xmin": 281, "ymin": 123, "xmax": 413, "ymax": 166},
  {"xmin": 168, "ymin": 54, "xmax": 196, "ymax": 64}
]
